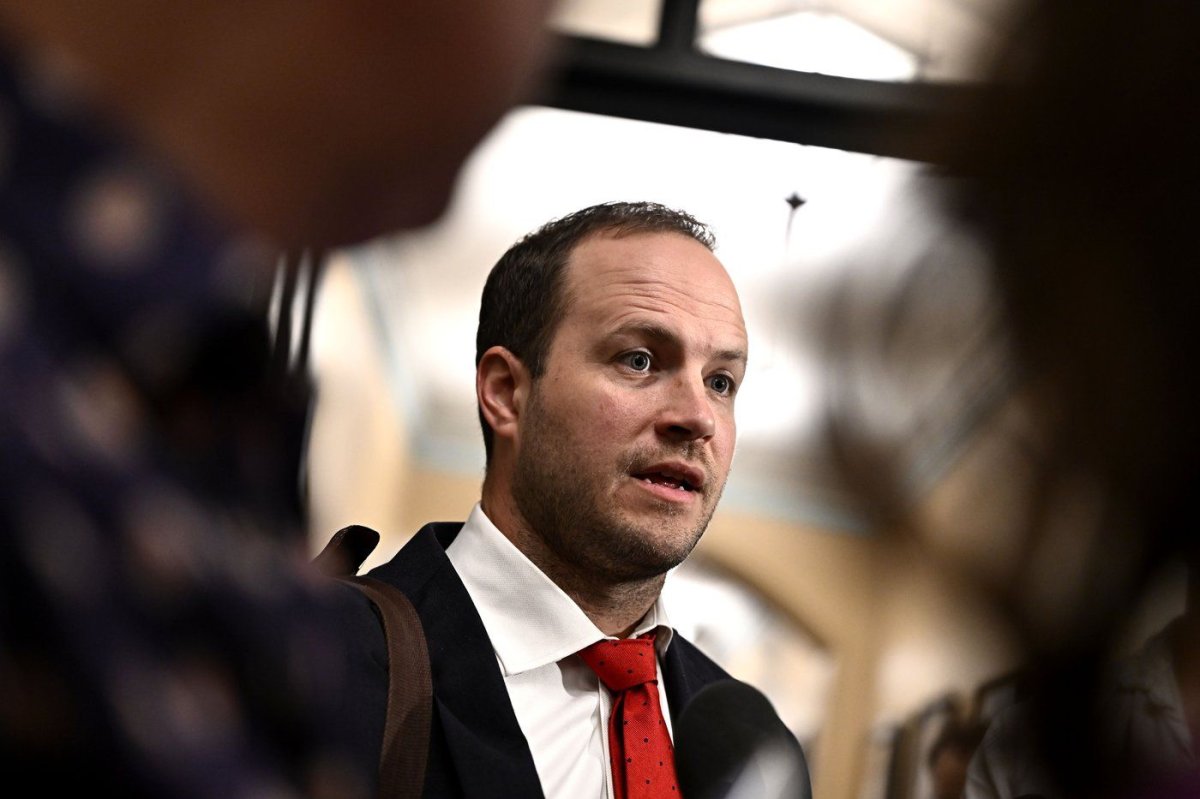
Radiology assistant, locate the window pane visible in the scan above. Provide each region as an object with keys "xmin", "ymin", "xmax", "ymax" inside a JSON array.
[
  {"xmin": 550, "ymin": 0, "xmax": 663, "ymax": 46},
  {"xmin": 698, "ymin": 0, "xmax": 1005, "ymax": 83}
]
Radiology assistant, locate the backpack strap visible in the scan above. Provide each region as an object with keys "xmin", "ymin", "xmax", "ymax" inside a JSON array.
[
  {"xmin": 315, "ymin": 526, "xmax": 432, "ymax": 799},
  {"xmin": 344, "ymin": 575, "xmax": 432, "ymax": 799}
]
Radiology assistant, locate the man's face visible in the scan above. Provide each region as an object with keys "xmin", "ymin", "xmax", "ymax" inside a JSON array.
[{"xmin": 511, "ymin": 231, "xmax": 748, "ymax": 583}]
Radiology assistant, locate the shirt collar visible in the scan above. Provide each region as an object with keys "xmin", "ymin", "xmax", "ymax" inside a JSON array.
[{"xmin": 446, "ymin": 503, "xmax": 674, "ymax": 676}]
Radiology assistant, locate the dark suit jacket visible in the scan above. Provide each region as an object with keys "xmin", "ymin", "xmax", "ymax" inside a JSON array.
[{"xmin": 339, "ymin": 521, "xmax": 735, "ymax": 798}]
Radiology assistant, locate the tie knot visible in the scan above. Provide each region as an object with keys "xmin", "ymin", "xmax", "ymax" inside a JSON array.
[{"xmin": 578, "ymin": 633, "xmax": 659, "ymax": 693}]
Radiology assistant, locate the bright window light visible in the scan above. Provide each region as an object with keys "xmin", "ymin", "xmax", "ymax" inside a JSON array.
[{"xmin": 700, "ymin": 10, "xmax": 919, "ymax": 81}]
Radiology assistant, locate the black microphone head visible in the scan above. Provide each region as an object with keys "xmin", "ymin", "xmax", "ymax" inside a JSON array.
[{"xmin": 676, "ymin": 679, "xmax": 811, "ymax": 799}]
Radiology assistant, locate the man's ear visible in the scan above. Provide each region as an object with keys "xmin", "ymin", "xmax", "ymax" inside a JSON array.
[{"xmin": 477, "ymin": 346, "xmax": 530, "ymax": 447}]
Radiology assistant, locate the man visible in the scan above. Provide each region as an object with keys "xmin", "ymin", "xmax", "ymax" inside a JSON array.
[
  {"xmin": 0, "ymin": 2, "xmax": 551, "ymax": 795},
  {"xmin": 342, "ymin": 202, "xmax": 798, "ymax": 798}
]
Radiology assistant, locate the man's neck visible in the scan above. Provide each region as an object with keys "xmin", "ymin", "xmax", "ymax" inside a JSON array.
[
  {"xmin": 529, "ymin": 551, "xmax": 665, "ymax": 639},
  {"xmin": 480, "ymin": 484, "xmax": 664, "ymax": 638}
]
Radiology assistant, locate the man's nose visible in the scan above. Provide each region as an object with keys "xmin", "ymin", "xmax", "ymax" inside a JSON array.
[{"xmin": 655, "ymin": 375, "xmax": 716, "ymax": 442}]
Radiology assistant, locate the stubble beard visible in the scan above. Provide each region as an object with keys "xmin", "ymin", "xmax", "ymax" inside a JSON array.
[{"xmin": 511, "ymin": 394, "xmax": 723, "ymax": 586}]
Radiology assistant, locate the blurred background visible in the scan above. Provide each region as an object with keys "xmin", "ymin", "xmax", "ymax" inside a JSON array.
[{"xmin": 272, "ymin": 2, "xmax": 1189, "ymax": 797}]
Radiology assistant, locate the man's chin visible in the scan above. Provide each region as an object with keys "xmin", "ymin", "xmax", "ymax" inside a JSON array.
[{"xmin": 604, "ymin": 515, "xmax": 707, "ymax": 579}]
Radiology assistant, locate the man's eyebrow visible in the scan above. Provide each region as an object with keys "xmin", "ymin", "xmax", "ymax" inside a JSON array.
[
  {"xmin": 610, "ymin": 322, "xmax": 678, "ymax": 346},
  {"xmin": 609, "ymin": 322, "xmax": 748, "ymax": 367},
  {"xmin": 716, "ymin": 348, "xmax": 749, "ymax": 368}
]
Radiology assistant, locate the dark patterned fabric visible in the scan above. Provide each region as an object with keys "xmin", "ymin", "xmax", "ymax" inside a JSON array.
[{"xmin": 0, "ymin": 46, "xmax": 366, "ymax": 797}]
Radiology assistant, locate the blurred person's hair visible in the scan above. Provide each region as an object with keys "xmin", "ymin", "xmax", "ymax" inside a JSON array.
[
  {"xmin": 952, "ymin": 1, "xmax": 1200, "ymax": 786},
  {"xmin": 830, "ymin": 1, "xmax": 1200, "ymax": 795},
  {"xmin": 475, "ymin": 201, "xmax": 715, "ymax": 462}
]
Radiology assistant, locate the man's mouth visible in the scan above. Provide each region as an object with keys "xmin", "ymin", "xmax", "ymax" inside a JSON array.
[{"xmin": 630, "ymin": 463, "xmax": 705, "ymax": 494}]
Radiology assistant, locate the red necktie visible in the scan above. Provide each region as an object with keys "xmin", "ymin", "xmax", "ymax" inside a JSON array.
[{"xmin": 578, "ymin": 633, "xmax": 680, "ymax": 798}]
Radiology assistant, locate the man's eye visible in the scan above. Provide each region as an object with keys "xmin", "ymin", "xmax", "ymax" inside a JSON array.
[
  {"xmin": 622, "ymin": 351, "xmax": 652, "ymax": 372},
  {"xmin": 708, "ymin": 374, "xmax": 735, "ymax": 395}
]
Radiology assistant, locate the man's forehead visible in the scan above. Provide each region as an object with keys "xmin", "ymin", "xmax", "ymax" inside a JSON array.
[{"xmin": 562, "ymin": 231, "xmax": 746, "ymax": 327}]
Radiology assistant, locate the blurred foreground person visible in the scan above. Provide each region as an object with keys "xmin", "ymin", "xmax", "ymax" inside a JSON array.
[
  {"xmin": 826, "ymin": 1, "xmax": 1197, "ymax": 797},
  {"xmin": 0, "ymin": 3, "xmax": 551, "ymax": 795},
  {"xmin": 915, "ymin": 1, "xmax": 1198, "ymax": 797}
]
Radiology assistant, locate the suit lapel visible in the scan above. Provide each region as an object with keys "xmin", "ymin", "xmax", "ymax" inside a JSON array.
[
  {"xmin": 368, "ymin": 522, "xmax": 729, "ymax": 797},
  {"xmin": 662, "ymin": 635, "xmax": 732, "ymax": 727},
  {"xmin": 370, "ymin": 523, "xmax": 544, "ymax": 799}
]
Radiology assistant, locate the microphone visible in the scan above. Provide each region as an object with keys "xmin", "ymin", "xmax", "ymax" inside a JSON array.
[{"xmin": 675, "ymin": 680, "xmax": 811, "ymax": 799}]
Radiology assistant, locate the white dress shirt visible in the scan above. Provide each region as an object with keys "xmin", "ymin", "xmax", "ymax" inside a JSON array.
[{"xmin": 446, "ymin": 503, "xmax": 675, "ymax": 799}]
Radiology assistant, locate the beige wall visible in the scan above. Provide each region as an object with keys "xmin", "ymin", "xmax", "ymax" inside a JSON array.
[
  {"xmin": 698, "ymin": 510, "xmax": 879, "ymax": 799},
  {"xmin": 308, "ymin": 259, "xmax": 412, "ymax": 542},
  {"xmin": 869, "ymin": 539, "xmax": 1019, "ymax": 720}
]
